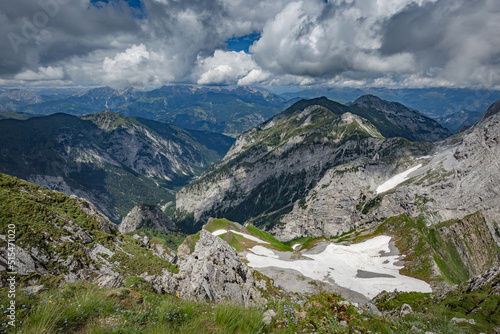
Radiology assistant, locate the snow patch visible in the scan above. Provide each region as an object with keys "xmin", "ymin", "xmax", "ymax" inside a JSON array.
[
  {"xmin": 211, "ymin": 229, "xmax": 269, "ymax": 244},
  {"xmin": 376, "ymin": 164, "xmax": 422, "ymax": 194},
  {"xmin": 246, "ymin": 235, "xmax": 432, "ymax": 299},
  {"xmin": 250, "ymin": 246, "xmax": 279, "ymax": 258}
]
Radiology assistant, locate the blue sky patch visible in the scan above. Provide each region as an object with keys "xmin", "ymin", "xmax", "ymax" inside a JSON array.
[
  {"xmin": 225, "ymin": 33, "xmax": 261, "ymax": 53},
  {"xmin": 90, "ymin": 0, "xmax": 143, "ymax": 9}
]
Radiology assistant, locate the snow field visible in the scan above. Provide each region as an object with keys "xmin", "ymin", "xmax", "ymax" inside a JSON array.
[{"xmin": 246, "ymin": 235, "xmax": 432, "ymax": 299}]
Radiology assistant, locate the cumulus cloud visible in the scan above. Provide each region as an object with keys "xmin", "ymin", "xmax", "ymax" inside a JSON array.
[
  {"xmin": 195, "ymin": 50, "xmax": 270, "ymax": 85},
  {"xmin": 380, "ymin": 0, "xmax": 500, "ymax": 87},
  {"xmin": 102, "ymin": 44, "xmax": 172, "ymax": 86},
  {"xmin": 14, "ymin": 66, "xmax": 64, "ymax": 81},
  {"xmin": 250, "ymin": 0, "xmax": 420, "ymax": 77},
  {"xmin": 0, "ymin": 0, "xmax": 499, "ymax": 89},
  {"xmin": 0, "ymin": 0, "xmax": 141, "ymax": 77}
]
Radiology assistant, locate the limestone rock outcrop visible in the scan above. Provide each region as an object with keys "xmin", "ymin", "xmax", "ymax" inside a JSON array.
[
  {"xmin": 142, "ymin": 230, "xmax": 263, "ymax": 306},
  {"xmin": 119, "ymin": 204, "xmax": 175, "ymax": 234}
]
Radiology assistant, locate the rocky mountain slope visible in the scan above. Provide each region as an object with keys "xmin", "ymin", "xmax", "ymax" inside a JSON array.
[
  {"xmin": 119, "ymin": 204, "xmax": 175, "ymax": 234},
  {"xmin": 351, "ymin": 95, "xmax": 451, "ymax": 141},
  {"xmin": 176, "ymin": 98, "xmax": 500, "ymax": 242},
  {"xmin": 281, "ymin": 86, "xmax": 500, "ymax": 130},
  {"xmin": 175, "ymin": 96, "xmax": 445, "ymax": 230},
  {"xmin": 278, "ymin": 100, "xmax": 500, "ymax": 240},
  {"xmin": 0, "ymin": 111, "xmax": 234, "ymax": 221},
  {"xmin": 436, "ymin": 109, "xmax": 485, "ymax": 133},
  {"xmin": 0, "ymin": 173, "xmax": 176, "ymax": 285},
  {"xmin": 0, "ymin": 174, "xmax": 265, "ymax": 303},
  {"xmin": 0, "ymin": 89, "xmax": 43, "ymax": 111}
]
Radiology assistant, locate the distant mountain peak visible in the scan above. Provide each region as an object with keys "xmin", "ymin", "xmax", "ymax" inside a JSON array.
[
  {"xmin": 353, "ymin": 94, "xmax": 382, "ymax": 103},
  {"xmin": 0, "ymin": 89, "xmax": 42, "ymax": 103},
  {"xmin": 352, "ymin": 94, "xmax": 407, "ymax": 112}
]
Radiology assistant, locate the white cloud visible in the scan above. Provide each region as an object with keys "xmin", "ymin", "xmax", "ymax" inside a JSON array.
[
  {"xmin": 196, "ymin": 50, "xmax": 268, "ymax": 85},
  {"xmin": 14, "ymin": 66, "xmax": 64, "ymax": 81},
  {"xmin": 238, "ymin": 69, "xmax": 271, "ymax": 86},
  {"xmin": 250, "ymin": 0, "xmax": 421, "ymax": 77},
  {"xmin": 101, "ymin": 44, "xmax": 172, "ymax": 86}
]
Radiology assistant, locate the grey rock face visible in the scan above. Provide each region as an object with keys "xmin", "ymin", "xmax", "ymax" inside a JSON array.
[
  {"xmin": 176, "ymin": 101, "xmax": 432, "ymax": 230},
  {"xmin": 451, "ymin": 317, "xmax": 476, "ymax": 325},
  {"xmin": 142, "ymin": 230, "xmax": 263, "ymax": 305},
  {"xmin": 119, "ymin": 204, "xmax": 175, "ymax": 234},
  {"xmin": 0, "ymin": 110, "xmax": 233, "ymax": 223},
  {"xmin": 95, "ymin": 274, "xmax": 124, "ymax": 288},
  {"xmin": 399, "ymin": 303, "xmax": 413, "ymax": 317},
  {"xmin": 177, "ymin": 100, "xmax": 500, "ymax": 245},
  {"xmin": 278, "ymin": 105, "xmax": 500, "ymax": 239},
  {"xmin": 466, "ymin": 267, "xmax": 500, "ymax": 294},
  {"xmin": 150, "ymin": 241, "xmax": 178, "ymax": 264},
  {"xmin": 3, "ymin": 245, "xmax": 37, "ymax": 275}
]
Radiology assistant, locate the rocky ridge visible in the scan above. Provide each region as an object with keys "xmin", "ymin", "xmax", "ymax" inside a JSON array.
[
  {"xmin": 175, "ymin": 97, "xmax": 500, "ymax": 241},
  {"xmin": 351, "ymin": 95, "xmax": 451, "ymax": 142},
  {"xmin": 119, "ymin": 204, "xmax": 175, "ymax": 234}
]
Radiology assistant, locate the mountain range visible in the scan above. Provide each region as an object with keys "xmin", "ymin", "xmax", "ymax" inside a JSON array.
[
  {"xmin": 0, "ymin": 111, "xmax": 234, "ymax": 222},
  {"xmin": 0, "ymin": 86, "xmax": 287, "ymax": 136},
  {"xmin": 3, "ymin": 85, "xmax": 500, "ymax": 136},
  {"xmin": 281, "ymin": 86, "xmax": 500, "ymax": 132},
  {"xmin": 176, "ymin": 95, "xmax": 453, "ymax": 230}
]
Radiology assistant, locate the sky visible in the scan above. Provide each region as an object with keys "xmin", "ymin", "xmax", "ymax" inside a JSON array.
[{"xmin": 1, "ymin": 0, "xmax": 499, "ymax": 90}]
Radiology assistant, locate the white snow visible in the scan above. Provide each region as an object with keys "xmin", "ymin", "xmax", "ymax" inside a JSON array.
[
  {"xmin": 211, "ymin": 229, "xmax": 269, "ymax": 244},
  {"xmin": 292, "ymin": 244, "xmax": 301, "ymax": 251},
  {"xmin": 376, "ymin": 164, "xmax": 422, "ymax": 194},
  {"xmin": 246, "ymin": 235, "xmax": 432, "ymax": 299},
  {"xmin": 249, "ymin": 245, "xmax": 279, "ymax": 258},
  {"xmin": 211, "ymin": 229, "xmax": 228, "ymax": 236}
]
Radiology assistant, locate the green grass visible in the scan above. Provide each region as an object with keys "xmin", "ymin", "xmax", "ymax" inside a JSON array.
[
  {"xmin": 201, "ymin": 219, "xmax": 293, "ymax": 252},
  {"xmin": 246, "ymin": 225, "xmax": 293, "ymax": 251},
  {"xmin": 2, "ymin": 282, "xmax": 477, "ymax": 334},
  {"xmin": 374, "ymin": 285, "xmax": 500, "ymax": 334},
  {"xmin": 203, "ymin": 218, "xmax": 241, "ymax": 233},
  {"xmin": 128, "ymin": 228, "xmax": 186, "ymax": 251},
  {"xmin": 366, "ymin": 213, "xmax": 497, "ymax": 284},
  {"xmin": 0, "ymin": 173, "xmax": 178, "ymax": 282}
]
